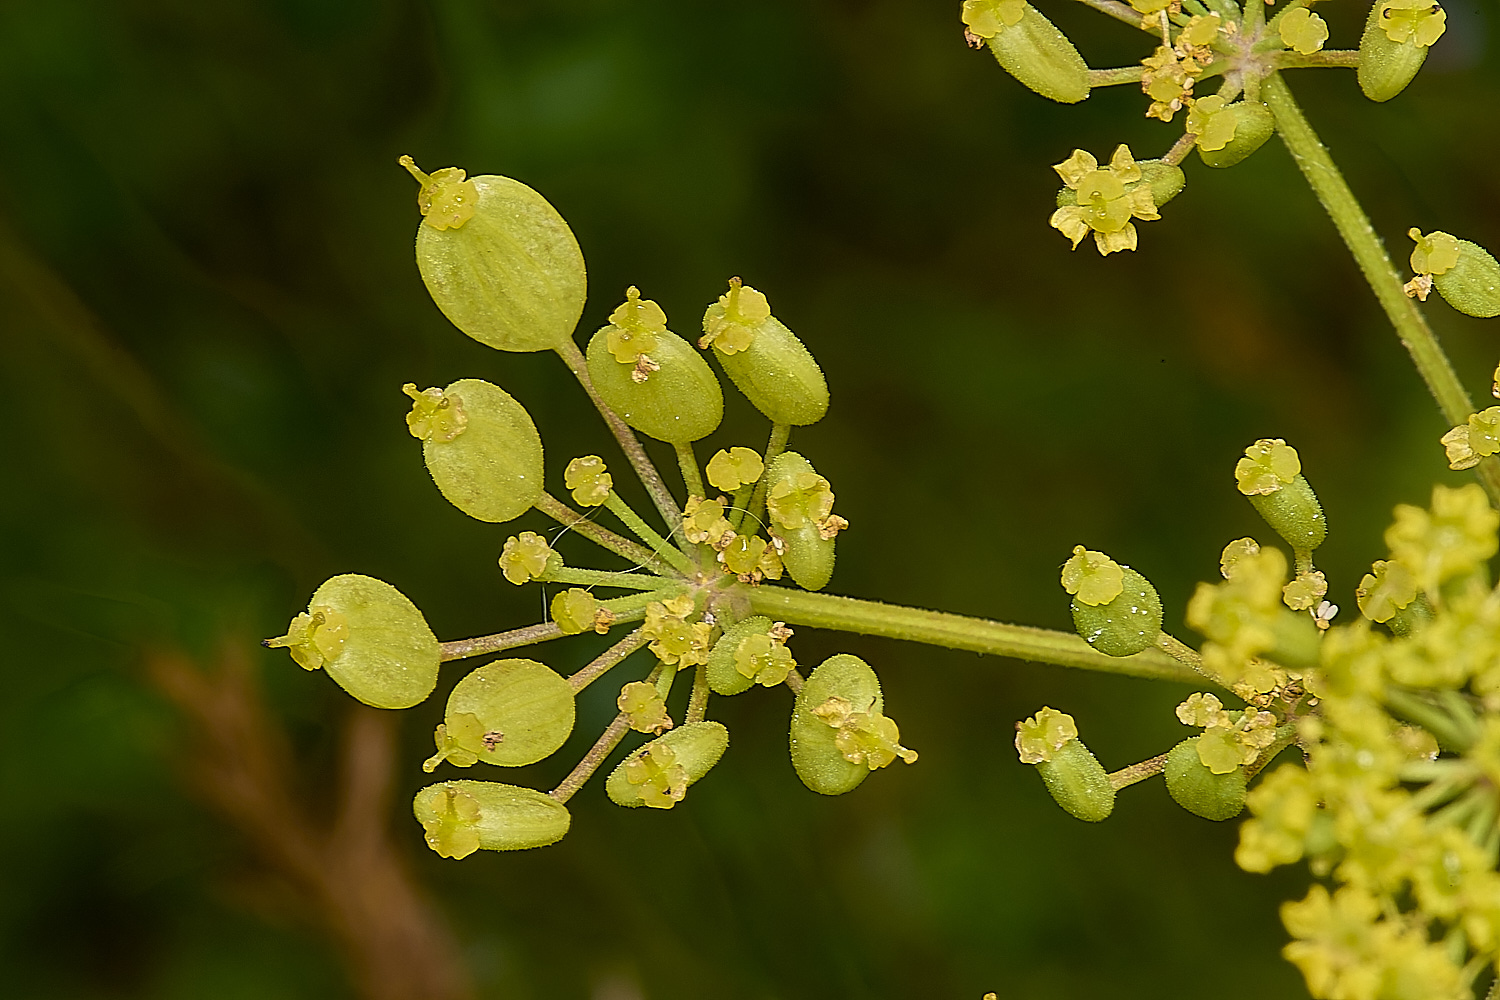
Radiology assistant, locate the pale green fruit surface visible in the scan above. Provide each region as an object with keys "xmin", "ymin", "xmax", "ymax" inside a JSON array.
[
  {"xmin": 789, "ymin": 654, "xmax": 881, "ymax": 796},
  {"xmin": 1165, "ymin": 738, "xmax": 1247, "ymax": 821},
  {"xmin": 985, "ymin": 4, "xmax": 1090, "ymax": 105},
  {"xmin": 586, "ymin": 326, "xmax": 724, "ymax": 443},
  {"xmin": 413, "ymin": 780, "xmax": 571, "ymax": 854},
  {"xmin": 313, "ymin": 574, "xmax": 440, "ymax": 709},
  {"xmin": 605, "ymin": 721, "xmax": 729, "ymax": 807},
  {"xmin": 446, "ymin": 659, "xmax": 575, "ymax": 766},
  {"xmin": 706, "ymin": 615, "xmax": 774, "ymax": 696},
  {"xmin": 712, "ymin": 316, "xmax": 828, "ymax": 426},
  {"xmin": 422, "ymin": 378, "xmax": 544, "ymax": 523}
]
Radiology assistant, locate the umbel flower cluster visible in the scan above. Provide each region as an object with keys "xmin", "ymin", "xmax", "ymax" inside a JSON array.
[{"xmin": 266, "ymin": 156, "xmax": 916, "ymax": 860}]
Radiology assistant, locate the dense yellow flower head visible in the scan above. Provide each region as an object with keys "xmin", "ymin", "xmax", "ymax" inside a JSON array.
[
  {"xmin": 1409, "ymin": 228, "xmax": 1461, "ymax": 276},
  {"xmin": 1185, "ymin": 95, "xmax": 1238, "ymax": 153},
  {"xmin": 1354, "ymin": 560, "xmax": 1417, "ymax": 624},
  {"xmin": 499, "ymin": 531, "xmax": 553, "ymax": 585},
  {"xmin": 618, "ymin": 681, "xmax": 674, "ymax": 734},
  {"xmin": 1384, "ymin": 483, "xmax": 1499, "ymax": 593},
  {"xmin": 623, "ymin": 743, "xmax": 690, "ymax": 809}
]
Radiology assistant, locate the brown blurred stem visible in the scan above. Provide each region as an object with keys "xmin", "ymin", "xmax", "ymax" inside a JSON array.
[{"xmin": 149, "ymin": 643, "xmax": 473, "ymax": 1000}]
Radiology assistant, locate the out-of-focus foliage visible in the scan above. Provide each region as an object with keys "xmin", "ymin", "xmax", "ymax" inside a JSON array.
[{"xmin": 0, "ymin": 1, "xmax": 1495, "ymax": 997}]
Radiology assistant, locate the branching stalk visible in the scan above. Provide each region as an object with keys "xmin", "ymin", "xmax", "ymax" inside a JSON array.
[
  {"xmin": 536, "ymin": 493, "xmax": 667, "ymax": 570},
  {"xmin": 550, "ymin": 714, "xmax": 631, "ymax": 804},
  {"xmin": 569, "ymin": 628, "xmax": 649, "ymax": 693},
  {"xmin": 605, "ymin": 492, "xmax": 696, "ymax": 575},
  {"xmin": 675, "ymin": 441, "xmax": 706, "ymax": 502}
]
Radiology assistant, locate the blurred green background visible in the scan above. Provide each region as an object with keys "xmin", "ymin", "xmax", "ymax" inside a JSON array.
[{"xmin": 2, "ymin": 1, "xmax": 1497, "ymax": 997}]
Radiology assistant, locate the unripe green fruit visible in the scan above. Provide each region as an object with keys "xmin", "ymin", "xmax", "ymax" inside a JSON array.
[
  {"xmin": 585, "ymin": 326, "xmax": 724, "ymax": 443},
  {"xmin": 1388, "ymin": 594, "xmax": 1434, "ymax": 637},
  {"xmin": 1165, "ymin": 738, "xmax": 1247, "ymax": 821},
  {"xmin": 1357, "ymin": 2, "xmax": 1431, "ymax": 103},
  {"xmin": 417, "ymin": 379, "xmax": 544, "ymax": 523},
  {"xmin": 790, "ymin": 654, "xmax": 882, "ymax": 796},
  {"xmin": 1248, "ymin": 473, "xmax": 1326, "ymax": 553},
  {"xmin": 1035, "ymin": 738, "xmax": 1114, "ymax": 822},
  {"xmin": 1070, "ymin": 567, "xmax": 1163, "ymax": 657},
  {"xmin": 706, "ymin": 615, "xmax": 774, "ymax": 696},
  {"xmin": 1433, "ymin": 241, "xmax": 1500, "ymax": 319},
  {"xmin": 764, "ymin": 451, "xmax": 838, "ymax": 591},
  {"xmin": 413, "ymin": 780, "xmax": 570, "ymax": 855},
  {"xmin": 444, "ymin": 659, "xmax": 575, "ymax": 766},
  {"xmin": 1056, "ymin": 159, "xmax": 1182, "ymax": 209},
  {"xmin": 1196, "ymin": 103, "xmax": 1275, "ymax": 169},
  {"xmin": 985, "ymin": 5, "xmax": 1090, "ymax": 105},
  {"xmin": 711, "ymin": 317, "xmax": 828, "ymax": 426},
  {"xmin": 606, "ymin": 721, "xmax": 729, "ymax": 807},
  {"xmin": 414, "ymin": 175, "xmax": 586, "ymax": 352},
  {"xmin": 282, "ymin": 574, "xmax": 441, "ymax": 709}
]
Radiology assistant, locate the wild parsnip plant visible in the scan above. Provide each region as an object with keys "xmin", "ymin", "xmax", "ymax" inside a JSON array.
[{"xmin": 261, "ymin": 1, "xmax": 1500, "ymax": 996}]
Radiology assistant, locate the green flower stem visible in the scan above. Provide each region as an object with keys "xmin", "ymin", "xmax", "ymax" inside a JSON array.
[
  {"xmin": 569, "ymin": 628, "xmax": 649, "ymax": 693},
  {"xmin": 685, "ymin": 661, "xmax": 710, "ymax": 724},
  {"xmin": 738, "ymin": 422, "xmax": 791, "ymax": 533},
  {"xmin": 605, "ymin": 491, "xmax": 696, "ymax": 575},
  {"xmin": 550, "ymin": 713, "xmax": 631, "ymax": 804},
  {"xmin": 1155, "ymin": 632, "xmax": 1230, "ymax": 687},
  {"xmin": 1108, "ymin": 753, "xmax": 1168, "ymax": 790},
  {"xmin": 541, "ymin": 566, "xmax": 675, "ymax": 591},
  {"xmin": 554, "ymin": 341, "xmax": 682, "ymax": 525},
  {"xmin": 675, "ymin": 441, "xmax": 706, "ymax": 502},
  {"xmin": 728, "ymin": 481, "xmax": 755, "ymax": 529},
  {"xmin": 1241, "ymin": 0, "xmax": 1265, "ymax": 35},
  {"xmin": 1386, "ymin": 686, "xmax": 1474, "ymax": 752},
  {"xmin": 783, "ymin": 666, "xmax": 805, "ymax": 695},
  {"xmin": 1271, "ymin": 50, "xmax": 1359, "ymax": 70},
  {"xmin": 744, "ymin": 586, "xmax": 1201, "ymax": 683},
  {"xmin": 535, "ymin": 493, "xmax": 667, "ymax": 570},
  {"xmin": 1162, "ymin": 131, "xmax": 1198, "ymax": 167},
  {"xmin": 438, "ymin": 590, "xmax": 664, "ymax": 662},
  {"xmin": 1071, "ymin": 0, "xmax": 1143, "ymax": 30},
  {"xmin": 1087, "ymin": 66, "xmax": 1145, "ymax": 87},
  {"xmin": 1262, "ymin": 73, "xmax": 1500, "ymax": 505}
]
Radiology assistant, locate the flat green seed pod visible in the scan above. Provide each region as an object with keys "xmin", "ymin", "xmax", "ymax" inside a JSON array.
[
  {"xmin": 1069, "ymin": 567, "xmax": 1162, "ymax": 657},
  {"xmin": 585, "ymin": 326, "xmax": 723, "ymax": 443},
  {"xmin": 1433, "ymin": 241, "xmax": 1500, "ymax": 318},
  {"xmin": 444, "ymin": 659, "xmax": 575, "ymax": 767},
  {"xmin": 1248, "ymin": 473, "xmax": 1326, "ymax": 553},
  {"xmin": 712, "ymin": 316, "xmax": 828, "ymax": 426},
  {"xmin": 1197, "ymin": 103, "xmax": 1275, "ymax": 169},
  {"xmin": 412, "ymin": 780, "xmax": 570, "ymax": 856},
  {"xmin": 606, "ymin": 721, "xmax": 729, "ymax": 808},
  {"xmin": 1057, "ymin": 159, "xmax": 1182, "ymax": 209},
  {"xmin": 415, "ymin": 175, "xmax": 586, "ymax": 352},
  {"xmin": 1165, "ymin": 738, "xmax": 1247, "ymax": 821},
  {"xmin": 1357, "ymin": 3, "xmax": 1431, "ymax": 102},
  {"xmin": 418, "ymin": 379, "xmax": 544, "ymax": 523},
  {"xmin": 779, "ymin": 522, "xmax": 836, "ymax": 592},
  {"xmin": 1035, "ymin": 738, "xmax": 1114, "ymax": 822},
  {"xmin": 706, "ymin": 615, "xmax": 774, "ymax": 696},
  {"xmin": 305, "ymin": 574, "xmax": 440, "ymax": 709},
  {"xmin": 790, "ymin": 654, "xmax": 883, "ymax": 796},
  {"xmin": 984, "ymin": 4, "xmax": 1090, "ymax": 105}
]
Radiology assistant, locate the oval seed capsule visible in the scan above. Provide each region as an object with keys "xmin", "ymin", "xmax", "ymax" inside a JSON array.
[
  {"xmin": 789, "ymin": 654, "xmax": 916, "ymax": 796},
  {"xmin": 1070, "ymin": 567, "xmax": 1164, "ymax": 657},
  {"xmin": 402, "ymin": 157, "xmax": 586, "ymax": 353},
  {"xmin": 1165, "ymin": 738, "xmax": 1247, "ymax": 821},
  {"xmin": 973, "ymin": 2, "xmax": 1090, "ymax": 105},
  {"xmin": 1357, "ymin": 0, "xmax": 1446, "ymax": 103},
  {"xmin": 605, "ymin": 721, "xmax": 729, "ymax": 808},
  {"xmin": 585, "ymin": 303, "xmax": 723, "ymax": 443},
  {"xmin": 265, "ymin": 574, "xmax": 441, "ymax": 709},
  {"xmin": 429, "ymin": 659, "xmax": 575, "ymax": 769},
  {"xmin": 1036, "ymin": 739, "xmax": 1114, "ymax": 822},
  {"xmin": 406, "ymin": 379, "xmax": 544, "ymax": 523},
  {"xmin": 704, "ymin": 283, "xmax": 828, "ymax": 426},
  {"xmin": 1248, "ymin": 475, "xmax": 1326, "ymax": 553},
  {"xmin": 706, "ymin": 615, "xmax": 774, "ymax": 696},
  {"xmin": 1433, "ymin": 241, "xmax": 1500, "ymax": 319},
  {"xmin": 1195, "ymin": 102, "xmax": 1275, "ymax": 169},
  {"xmin": 764, "ymin": 451, "xmax": 841, "ymax": 592},
  {"xmin": 412, "ymin": 780, "xmax": 571, "ymax": 858}
]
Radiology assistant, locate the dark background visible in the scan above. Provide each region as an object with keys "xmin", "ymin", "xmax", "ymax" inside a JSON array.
[{"xmin": 2, "ymin": 1, "xmax": 1497, "ymax": 997}]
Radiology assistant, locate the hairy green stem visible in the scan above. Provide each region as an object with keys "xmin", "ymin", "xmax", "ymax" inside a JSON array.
[
  {"xmin": 744, "ymin": 587, "xmax": 1201, "ymax": 683},
  {"xmin": 542, "ymin": 566, "xmax": 673, "ymax": 591},
  {"xmin": 439, "ymin": 590, "xmax": 663, "ymax": 662},
  {"xmin": 685, "ymin": 662, "xmax": 710, "ymax": 724},
  {"xmin": 1262, "ymin": 73, "xmax": 1500, "ymax": 504},
  {"xmin": 569, "ymin": 628, "xmax": 649, "ymax": 693},
  {"xmin": 550, "ymin": 714, "xmax": 631, "ymax": 804},
  {"xmin": 675, "ymin": 441, "xmax": 706, "ymax": 502},
  {"xmin": 605, "ymin": 491, "xmax": 696, "ymax": 574},
  {"xmin": 1087, "ymin": 66, "xmax": 1145, "ymax": 87},
  {"xmin": 1108, "ymin": 753, "xmax": 1168, "ymax": 790},
  {"xmin": 535, "ymin": 493, "xmax": 666, "ymax": 570},
  {"xmin": 1272, "ymin": 50, "xmax": 1358, "ymax": 70},
  {"xmin": 739, "ymin": 422, "xmax": 791, "ymax": 534},
  {"xmin": 554, "ymin": 341, "xmax": 682, "ymax": 525}
]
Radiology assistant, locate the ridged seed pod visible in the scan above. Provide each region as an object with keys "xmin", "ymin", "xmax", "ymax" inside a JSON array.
[
  {"xmin": 605, "ymin": 721, "xmax": 729, "ymax": 808},
  {"xmin": 407, "ymin": 379, "xmax": 544, "ymax": 523},
  {"xmin": 1070, "ymin": 567, "xmax": 1163, "ymax": 657},
  {"xmin": 706, "ymin": 615, "xmax": 775, "ymax": 696},
  {"xmin": 438, "ymin": 659, "xmax": 575, "ymax": 768},
  {"xmin": 1036, "ymin": 738, "xmax": 1114, "ymax": 822},
  {"xmin": 984, "ymin": 4, "xmax": 1090, "ymax": 105},
  {"xmin": 412, "ymin": 781, "xmax": 571, "ymax": 858},
  {"xmin": 585, "ymin": 325, "xmax": 723, "ymax": 443},
  {"xmin": 403, "ymin": 159, "xmax": 586, "ymax": 352},
  {"xmin": 267, "ymin": 574, "xmax": 441, "ymax": 710},
  {"xmin": 1165, "ymin": 738, "xmax": 1247, "ymax": 821},
  {"xmin": 1433, "ymin": 241, "xmax": 1500, "ymax": 318}
]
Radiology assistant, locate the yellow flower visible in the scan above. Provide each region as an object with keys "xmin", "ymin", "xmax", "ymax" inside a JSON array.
[{"xmin": 1048, "ymin": 145, "xmax": 1160, "ymax": 255}]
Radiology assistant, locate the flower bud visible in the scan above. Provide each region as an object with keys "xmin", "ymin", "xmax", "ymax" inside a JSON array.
[
  {"xmin": 1068, "ymin": 562, "xmax": 1164, "ymax": 657},
  {"xmin": 585, "ymin": 289, "xmax": 724, "ymax": 443},
  {"xmin": 1432, "ymin": 240, "xmax": 1500, "ymax": 319},
  {"xmin": 1165, "ymin": 738, "xmax": 1247, "ymax": 821},
  {"xmin": 425, "ymin": 659, "xmax": 575, "ymax": 771},
  {"xmin": 401, "ymin": 157, "xmax": 585, "ymax": 352},
  {"xmin": 1235, "ymin": 439, "xmax": 1326, "ymax": 553},
  {"xmin": 413, "ymin": 780, "xmax": 570, "ymax": 858},
  {"xmin": 704, "ymin": 282, "xmax": 828, "ymax": 426},
  {"xmin": 790, "ymin": 654, "xmax": 915, "ymax": 795},
  {"xmin": 764, "ymin": 451, "xmax": 843, "ymax": 591},
  {"xmin": 965, "ymin": 1, "xmax": 1090, "ymax": 105},
  {"xmin": 1357, "ymin": 1, "xmax": 1447, "ymax": 103},
  {"xmin": 606, "ymin": 721, "xmax": 729, "ymax": 808},
  {"xmin": 1035, "ymin": 739, "xmax": 1114, "ymax": 823},
  {"xmin": 405, "ymin": 379, "xmax": 544, "ymax": 523},
  {"xmin": 265, "ymin": 574, "xmax": 440, "ymax": 709},
  {"xmin": 706, "ymin": 615, "xmax": 774, "ymax": 696},
  {"xmin": 1189, "ymin": 99, "xmax": 1275, "ymax": 169}
]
